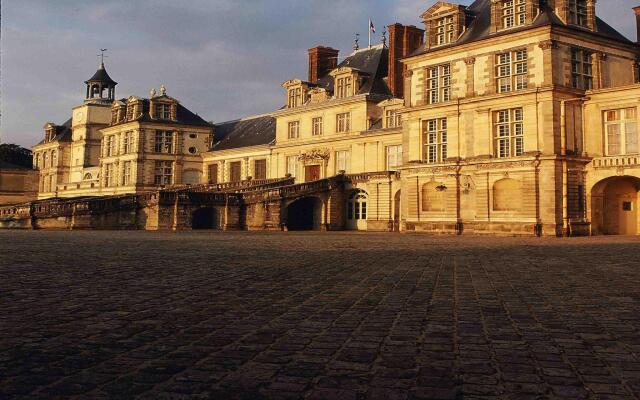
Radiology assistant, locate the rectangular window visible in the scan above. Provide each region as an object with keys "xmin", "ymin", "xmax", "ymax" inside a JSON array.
[
  {"xmin": 208, "ymin": 164, "xmax": 218, "ymax": 184},
  {"xmin": 494, "ymin": 108, "xmax": 525, "ymax": 158},
  {"xmin": 568, "ymin": 0, "xmax": 587, "ymax": 26},
  {"xmin": 386, "ymin": 110, "xmax": 403, "ymax": 128},
  {"xmin": 386, "ymin": 145, "xmax": 403, "ymax": 170},
  {"xmin": 571, "ymin": 48, "xmax": 593, "ymax": 90},
  {"xmin": 229, "ymin": 161, "xmax": 242, "ymax": 182},
  {"xmin": 122, "ymin": 161, "xmax": 132, "ymax": 186},
  {"xmin": 126, "ymin": 105, "xmax": 135, "ymax": 120},
  {"xmin": 336, "ymin": 151, "xmax": 348, "ymax": 173},
  {"xmin": 502, "ymin": 0, "xmax": 526, "ymax": 29},
  {"xmin": 605, "ymin": 108, "xmax": 638, "ymax": 155},
  {"xmin": 336, "ymin": 77, "xmax": 353, "ymax": 98},
  {"xmin": 155, "ymin": 130, "xmax": 174, "ymax": 153},
  {"xmin": 426, "ymin": 64, "xmax": 451, "ymax": 104},
  {"xmin": 286, "ymin": 156, "xmax": 297, "ymax": 178},
  {"xmin": 496, "ymin": 49, "xmax": 528, "ymax": 93},
  {"xmin": 104, "ymin": 163, "xmax": 118, "ymax": 187},
  {"xmin": 423, "ymin": 119, "xmax": 448, "ymax": 163},
  {"xmin": 105, "ymin": 135, "xmax": 117, "ymax": 157},
  {"xmin": 435, "ymin": 16, "xmax": 455, "ymax": 46},
  {"xmin": 312, "ymin": 117, "xmax": 323, "ymax": 136},
  {"xmin": 154, "ymin": 161, "xmax": 173, "ymax": 185},
  {"xmin": 288, "ymin": 121, "xmax": 300, "ymax": 139},
  {"xmin": 254, "ymin": 159, "xmax": 267, "ymax": 180},
  {"xmin": 155, "ymin": 103, "xmax": 171, "ymax": 119},
  {"xmin": 122, "ymin": 131, "xmax": 133, "ymax": 154},
  {"xmin": 288, "ymin": 88, "xmax": 303, "ymax": 108},
  {"xmin": 336, "ymin": 113, "xmax": 351, "ymax": 133}
]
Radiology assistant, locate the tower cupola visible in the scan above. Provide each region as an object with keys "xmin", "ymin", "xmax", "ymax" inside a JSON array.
[{"xmin": 84, "ymin": 51, "xmax": 117, "ymax": 103}]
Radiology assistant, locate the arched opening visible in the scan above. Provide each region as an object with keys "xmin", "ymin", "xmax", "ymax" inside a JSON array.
[
  {"xmin": 493, "ymin": 178, "xmax": 522, "ymax": 212},
  {"xmin": 192, "ymin": 207, "xmax": 219, "ymax": 230},
  {"xmin": 592, "ymin": 176, "xmax": 640, "ymax": 235},
  {"xmin": 287, "ymin": 197, "xmax": 322, "ymax": 231},
  {"xmin": 346, "ymin": 189, "xmax": 368, "ymax": 231},
  {"xmin": 393, "ymin": 190, "xmax": 402, "ymax": 232}
]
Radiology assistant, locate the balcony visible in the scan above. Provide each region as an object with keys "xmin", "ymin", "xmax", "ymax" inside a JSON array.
[{"xmin": 592, "ymin": 155, "xmax": 640, "ymax": 169}]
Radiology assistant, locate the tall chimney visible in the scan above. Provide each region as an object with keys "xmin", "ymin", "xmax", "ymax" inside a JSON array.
[
  {"xmin": 388, "ymin": 24, "xmax": 425, "ymax": 99},
  {"xmin": 634, "ymin": 6, "xmax": 640, "ymax": 44},
  {"xmin": 308, "ymin": 46, "xmax": 339, "ymax": 84}
]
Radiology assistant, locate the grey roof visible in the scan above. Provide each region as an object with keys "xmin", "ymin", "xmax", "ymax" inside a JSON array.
[
  {"xmin": 410, "ymin": 0, "xmax": 634, "ymax": 57},
  {"xmin": 315, "ymin": 45, "xmax": 391, "ymax": 97},
  {"xmin": 85, "ymin": 63, "xmax": 117, "ymax": 85},
  {"xmin": 211, "ymin": 115, "xmax": 276, "ymax": 151},
  {"xmin": 112, "ymin": 96, "xmax": 212, "ymax": 128},
  {"xmin": 37, "ymin": 118, "xmax": 72, "ymax": 145}
]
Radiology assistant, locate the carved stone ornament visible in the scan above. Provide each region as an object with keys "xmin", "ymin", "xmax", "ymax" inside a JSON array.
[
  {"xmin": 464, "ymin": 57, "xmax": 476, "ymax": 65},
  {"xmin": 298, "ymin": 149, "xmax": 331, "ymax": 162},
  {"xmin": 475, "ymin": 160, "xmax": 535, "ymax": 170},
  {"xmin": 538, "ymin": 40, "xmax": 558, "ymax": 50}
]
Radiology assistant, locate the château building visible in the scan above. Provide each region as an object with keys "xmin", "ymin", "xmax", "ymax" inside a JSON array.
[{"xmin": 4, "ymin": 0, "xmax": 640, "ymax": 236}]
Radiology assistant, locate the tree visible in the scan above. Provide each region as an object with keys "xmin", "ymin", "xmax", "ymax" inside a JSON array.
[{"xmin": 0, "ymin": 144, "xmax": 33, "ymax": 168}]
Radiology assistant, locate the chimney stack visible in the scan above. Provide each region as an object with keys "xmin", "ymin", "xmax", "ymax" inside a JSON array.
[
  {"xmin": 308, "ymin": 46, "xmax": 339, "ymax": 84},
  {"xmin": 388, "ymin": 24, "xmax": 425, "ymax": 99},
  {"xmin": 634, "ymin": 6, "xmax": 640, "ymax": 44}
]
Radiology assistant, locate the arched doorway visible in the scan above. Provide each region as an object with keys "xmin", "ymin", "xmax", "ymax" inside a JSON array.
[
  {"xmin": 192, "ymin": 207, "xmax": 219, "ymax": 230},
  {"xmin": 393, "ymin": 190, "xmax": 401, "ymax": 232},
  {"xmin": 287, "ymin": 197, "xmax": 322, "ymax": 231},
  {"xmin": 346, "ymin": 189, "xmax": 368, "ymax": 231},
  {"xmin": 592, "ymin": 176, "xmax": 640, "ymax": 235}
]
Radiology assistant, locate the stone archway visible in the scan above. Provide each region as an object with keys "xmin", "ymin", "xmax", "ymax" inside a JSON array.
[
  {"xmin": 591, "ymin": 176, "xmax": 640, "ymax": 235},
  {"xmin": 286, "ymin": 197, "xmax": 322, "ymax": 231},
  {"xmin": 192, "ymin": 207, "xmax": 219, "ymax": 230}
]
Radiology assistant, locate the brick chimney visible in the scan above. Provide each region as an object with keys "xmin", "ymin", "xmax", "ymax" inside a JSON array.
[
  {"xmin": 308, "ymin": 46, "xmax": 339, "ymax": 84},
  {"xmin": 388, "ymin": 23, "xmax": 425, "ymax": 99},
  {"xmin": 634, "ymin": 6, "xmax": 640, "ymax": 44}
]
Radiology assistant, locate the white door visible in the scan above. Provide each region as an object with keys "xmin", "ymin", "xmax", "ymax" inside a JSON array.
[{"xmin": 347, "ymin": 190, "xmax": 368, "ymax": 230}]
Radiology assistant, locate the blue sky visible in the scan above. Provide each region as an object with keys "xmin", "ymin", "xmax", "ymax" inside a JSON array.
[{"xmin": 1, "ymin": 0, "xmax": 638, "ymax": 147}]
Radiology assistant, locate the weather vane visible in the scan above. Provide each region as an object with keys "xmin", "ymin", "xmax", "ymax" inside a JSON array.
[{"xmin": 98, "ymin": 49, "xmax": 108, "ymax": 66}]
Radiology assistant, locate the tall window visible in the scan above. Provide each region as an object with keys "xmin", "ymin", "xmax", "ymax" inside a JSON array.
[
  {"xmin": 229, "ymin": 161, "xmax": 242, "ymax": 182},
  {"xmin": 386, "ymin": 110, "xmax": 402, "ymax": 128},
  {"xmin": 155, "ymin": 130, "xmax": 174, "ymax": 153},
  {"xmin": 426, "ymin": 65, "xmax": 451, "ymax": 104},
  {"xmin": 568, "ymin": 0, "xmax": 587, "ymax": 27},
  {"xmin": 336, "ymin": 77, "xmax": 353, "ymax": 98},
  {"xmin": 254, "ymin": 159, "xmax": 267, "ymax": 180},
  {"xmin": 105, "ymin": 135, "xmax": 117, "ymax": 157},
  {"xmin": 155, "ymin": 103, "xmax": 171, "ymax": 119},
  {"xmin": 288, "ymin": 121, "xmax": 300, "ymax": 139},
  {"xmin": 154, "ymin": 161, "xmax": 173, "ymax": 185},
  {"xmin": 436, "ymin": 16, "xmax": 455, "ymax": 45},
  {"xmin": 312, "ymin": 117, "xmax": 323, "ymax": 136},
  {"xmin": 51, "ymin": 151, "xmax": 57, "ymax": 167},
  {"xmin": 104, "ymin": 163, "xmax": 116, "ymax": 187},
  {"xmin": 494, "ymin": 108, "xmax": 524, "ymax": 158},
  {"xmin": 286, "ymin": 156, "xmax": 297, "ymax": 177},
  {"xmin": 43, "ymin": 153, "xmax": 49, "ymax": 169},
  {"xmin": 35, "ymin": 153, "xmax": 40, "ymax": 169},
  {"xmin": 502, "ymin": 0, "xmax": 526, "ymax": 29},
  {"xmin": 126, "ymin": 104, "xmax": 135, "ymax": 120},
  {"xmin": 496, "ymin": 49, "xmax": 528, "ymax": 93},
  {"xmin": 336, "ymin": 113, "xmax": 351, "ymax": 133},
  {"xmin": 605, "ymin": 108, "xmax": 638, "ymax": 155},
  {"xmin": 208, "ymin": 164, "xmax": 218, "ymax": 184},
  {"xmin": 122, "ymin": 161, "xmax": 132, "ymax": 186},
  {"xmin": 386, "ymin": 145, "xmax": 403, "ymax": 170},
  {"xmin": 123, "ymin": 131, "xmax": 133, "ymax": 154},
  {"xmin": 288, "ymin": 88, "xmax": 303, "ymax": 108},
  {"xmin": 571, "ymin": 48, "xmax": 593, "ymax": 90},
  {"xmin": 336, "ymin": 150, "xmax": 348, "ymax": 172},
  {"xmin": 423, "ymin": 118, "xmax": 448, "ymax": 163}
]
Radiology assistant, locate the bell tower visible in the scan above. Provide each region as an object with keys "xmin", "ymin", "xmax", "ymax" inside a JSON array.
[{"xmin": 84, "ymin": 50, "xmax": 117, "ymax": 103}]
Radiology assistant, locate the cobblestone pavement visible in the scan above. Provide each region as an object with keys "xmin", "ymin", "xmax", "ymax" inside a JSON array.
[{"xmin": 1, "ymin": 231, "xmax": 640, "ymax": 399}]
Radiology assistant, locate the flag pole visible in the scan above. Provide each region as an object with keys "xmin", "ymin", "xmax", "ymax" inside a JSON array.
[{"xmin": 368, "ymin": 19, "xmax": 372, "ymax": 48}]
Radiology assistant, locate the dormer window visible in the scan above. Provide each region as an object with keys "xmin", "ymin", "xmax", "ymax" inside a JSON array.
[
  {"xmin": 502, "ymin": 0, "xmax": 526, "ymax": 29},
  {"xmin": 288, "ymin": 88, "xmax": 303, "ymax": 108},
  {"xmin": 45, "ymin": 128, "xmax": 55, "ymax": 142},
  {"xmin": 126, "ymin": 104, "xmax": 135, "ymax": 120},
  {"xmin": 568, "ymin": 0, "xmax": 587, "ymax": 27},
  {"xmin": 436, "ymin": 17, "xmax": 455, "ymax": 45},
  {"xmin": 155, "ymin": 103, "xmax": 171, "ymax": 120},
  {"xmin": 336, "ymin": 77, "xmax": 353, "ymax": 98},
  {"xmin": 283, "ymin": 80, "xmax": 309, "ymax": 108}
]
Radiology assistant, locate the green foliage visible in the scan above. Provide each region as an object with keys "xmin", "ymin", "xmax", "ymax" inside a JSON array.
[{"xmin": 0, "ymin": 144, "xmax": 33, "ymax": 168}]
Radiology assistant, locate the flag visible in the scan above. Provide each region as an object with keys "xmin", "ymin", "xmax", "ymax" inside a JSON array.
[{"xmin": 370, "ymin": 19, "xmax": 376, "ymax": 33}]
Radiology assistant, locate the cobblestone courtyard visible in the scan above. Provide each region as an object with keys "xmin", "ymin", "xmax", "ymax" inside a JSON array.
[{"xmin": 1, "ymin": 231, "xmax": 640, "ymax": 399}]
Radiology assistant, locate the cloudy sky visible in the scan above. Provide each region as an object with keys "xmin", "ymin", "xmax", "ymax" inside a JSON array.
[{"xmin": 2, "ymin": 0, "xmax": 637, "ymax": 147}]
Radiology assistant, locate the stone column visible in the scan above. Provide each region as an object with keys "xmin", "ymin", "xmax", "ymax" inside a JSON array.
[
  {"xmin": 538, "ymin": 40, "xmax": 558, "ymax": 87},
  {"xmin": 403, "ymin": 70, "xmax": 413, "ymax": 107},
  {"xmin": 464, "ymin": 57, "xmax": 476, "ymax": 97}
]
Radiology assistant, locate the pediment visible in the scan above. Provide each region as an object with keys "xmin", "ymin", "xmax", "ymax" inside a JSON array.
[
  {"xmin": 282, "ymin": 79, "xmax": 305, "ymax": 89},
  {"xmin": 420, "ymin": 1, "xmax": 465, "ymax": 20},
  {"xmin": 329, "ymin": 66, "xmax": 362, "ymax": 77},
  {"xmin": 378, "ymin": 98, "xmax": 404, "ymax": 108}
]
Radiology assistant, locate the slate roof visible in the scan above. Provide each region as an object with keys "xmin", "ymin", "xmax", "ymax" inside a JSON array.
[
  {"xmin": 211, "ymin": 115, "xmax": 276, "ymax": 151},
  {"xmin": 37, "ymin": 118, "xmax": 72, "ymax": 145},
  {"xmin": 113, "ymin": 97, "xmax": 212, "ymax": 128},
  {"xmin": 315, "ymin": 44, "xmax": 391, "ymax": 97},
  {"xmin": 85, "ymin": 63, "xmax": 117, "ymax": 85},
  {"xmin": 410, "ymin": 0, "xmax": 634, "ymax": 57}
]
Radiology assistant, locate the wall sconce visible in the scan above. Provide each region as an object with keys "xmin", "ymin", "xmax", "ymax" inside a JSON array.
[{"xmin": 435, "ymin": 184, "xmax": 448, "ymax": 192}]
